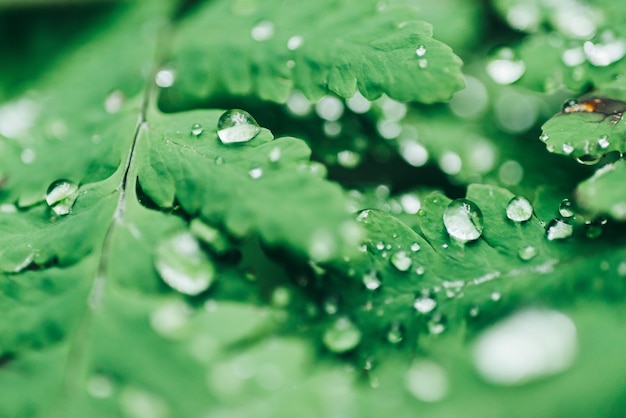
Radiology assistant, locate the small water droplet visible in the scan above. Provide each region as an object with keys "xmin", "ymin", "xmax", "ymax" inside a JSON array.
[
  {"xmin": 155, "ymin": 68, "xmax": 175, "ymax": 88},
  {"xmin": 405, "ymin": 359, "xmax": 448, "ymax": 402},
  {"xmin": 214, "ymin": 156, "xmax": 224, "ymax": 165},
  {"xmin": 427, "ymin": 313, "xmax": 447, "ymax": 334},
  {"xmin": 558, "ymin": 199, "xmax": 574, "ymax": 218},
  {"xmin": 21, "ymin": 148, "xmax": 35, "ymax": 164},
  {"xmin": 562, "ymin": 142, "xmax": 574, "ymax": 155},
  {"xmin": 546, "ymin": 219, "xmax": 574, "ymax": 241},
  {"xmin": 390, "ymin": 251, "xmax": 412, "ymax": 272},
  {"xmin": 473, "ymin": 309, "xmax": 577, "ymax": 386},
  {"xmin": 410, "ymin": 242, "xmax": 421, "ymax": 252},
  {"xmin": 323, "ymin": 317, "xmax": 361, "ymax": 353},
  {"xmin": 387, "ymin": 322, "xmax": 405, "ymax": 344},
  {"xmin": 539, "ymin": 132, "xmax": 549, "ymax": 142},
  {"xmin": 598, "ymin": 135, "xmax": 610, "ymax": 149},
  {"xmin": 104, "ymin": 90, "xmax": 124, "ymax": 114},
  {"xmin": 585, "ymin": 216, "xmax": 607, "ymax": 239},
  {"xmin": 268, "ymin": 147, "xmax": 281, "ymax": 163},
  {"xmin": 190, "ymin": 123, "xmax": 203, "ymax": 137},
  {"xmin": 415, "ymin": 45, "xmax": 427, "ymax": 57},
  {"xmin": 46, "ymin": 179, "xmax": 79, "ymax": 216},
  {"xmin": 217, "ymin": 109, "xmax": 261, "ymax": 144},
  {"xmin": 506, "ymin": 196, "xmax": 533, "ymax": 222},
  {"xmin": 469, "ymin": 305, "xmax": 480, "ymax": 317},
  {"xmin": 443, "ymin": 199, "xmax": 484, "ymax": 243},
  {"xmin": 413, "ymin": 293, "xmax": 437, "ymax": 314},
  {"xmin": 576, "ymin": 154, "xmax": 602, "ymax": 165},
  {"xmin": 248, "ymin": 167, "xmax": 263, "ymax": 179},
  {"xmin": 518, "ymin": 245, "xmax": 538, "ymax": 261},
  {"xmin": 417, "ymin": 58, "xmax": 428, "ymax": 69},
  {"xmin": 251, "ymin": 20, "xmax": 274, "ymax": 41},
  {"xmin": 154, "ymin": 232, "xmax": 215, "ymax": 295},
  {"xmin": 287, "ymin": 35, "xmax": 303, "ymax": 50},
  {"xmin": 323, "ymin": 296, "xmax": 339, "ymax": 315},
  {"xmin": 491, "ymin": 292, "xmax": 502, "ymax": 301},
  {"xmin": 362, "ymin": 270, "xmax": 382, "ymax": 291},
  {"xmin": 415, "ymin": 266, "xmax": 425, "ymax": 275},
  {"xmin": 271, "ymin": 286, "xmax": 292, "ymax": 308}
]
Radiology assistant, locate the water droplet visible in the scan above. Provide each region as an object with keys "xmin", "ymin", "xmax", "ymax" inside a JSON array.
[
  {"xmin": 399, "ymin": 140, "xmax": 429, "ymax": 167},
  {"xmin": 598, "ymin": 135, "xmax": 610, "ymax": 149},
  {"xmin": 413, "ymin": 293, "xmax": 437, "ymax": 314},
  {"xmin": 337, "ymin": 150, "xmax": 361, "ymax": 168},
  {"xmin": 87, "ymin": 374, "xmax": 115, "ymax": 399},
  {"xmin": 155, "ymin": 68, "xmax": 175, "ymax": 88},
  {"xmin": 251, "ymin": 20, "xmax": 274, "ymax": 41},
  {"xmin": 473, "ymin": 309, "xmax": 577, "ymax": 386},
  {"xmin": 546, "ymin": 219, "xmax": 573, "ymax": 241},
  {"xmin": 415, "ymin": 266, "xmax": 425, "ymax": 275},
  {"xmin": 46, "ymin": 180, "xmax": 79, "ymax": 216},
  {"xmin": 491, "ymin": 291, "xmax": 502, "ymax": 301},
  {"xmin": 214, "ymin": 156, "xmax": 224, "ymax": 165},
  {"xmin": 583, "ymin": 38, "xmax": 626, "ymax": 67},
  {"xmin": 346, "ymin": 92, "xmax": 371, "ymax": 114},
  {"xmin": 154, "ymin": 232, "xmax": 215, "ymax": 295},
  {"xmin": 387, "ymin": 322, "xmax": 404, "ymax": 344},
  {"xmin": 362, "ymin": 270, "xmax": 382, "ymax": 291},
  {"xmin": 150, "ymin": 300, "xmax": 189, "ymax": 338},
  {"xmin": 271, "ymin": 286, "xmax": 292, "ymax": 308},
  {"xmin": 315, "ymin": 96, "xmax": 344, "ymax": 121},
  {"xmin": 410, "ymin": 242, "xmax": 421, "ymax": 252},
  {"xmin": 562, "ymin": 47, "xmax": 586, "ymax": 67},
  {"xmin": 217, "ymin": 109, "xmax": 261, "ymax": 144},
  {"xmin": 585, "ymin": 216, "xmax": 607, "ymax": 239},
  {"xmin": 248, "ymin": 167, "xmax": 263, "ymax": 179},
  {"xmin": 539, "ymin": 132, "xmax": 549, "ymax": 142},
  {"xmin": 486, "ymin": 48, "xmax": 526, "ymax": 85},
  {"xmin": 268, "ymin": 147, "xmax": 281, "ymax": 163},
  {"xmin": 562, "ymin": 142, "xmax": 574, "ymax": 155},
  {"xmin": 390, "ymin": 251, "xmax": 412, "ymax": 272},
  {"xmin": 104, "ymin": 90, "xmax": 124, "ymax": 114},
  {"xmin": 399, "ymin": 194, "xmax": 421, "ymax": 215},
  {"xmin": 518, "ymin": 245, "xmax": 538, "ymax": 261},
  {"xmin": 323, "ymin": 317, "xmax": 361, "ymax": 353},
  {"xmin": 506, "ymin": 196, "xmax": 533, "ymax": 222},
  {"xmin": 417, "ymin": 58, "xmax": 428, "ymax": 69},
  {"xmin": 286, "ymin": 90, "xmax": 312, "ymax": 116},
  {"xmin": 405, "ymin": 359, "xmax": 448, "ymax": 402},
  {"xmin": 415, "ymin": 45, "xmax": 427, "ymax": 57},
  {"xmin": 323, "ymin": 296, "xmax": 339, "ymax": 315},
  {"xmin": 443, "ymin": 199, "xmax": 484, "ymax": 243},
  {"xmin": 21, "ymin": 148, "xmax": 35, "ymax": 164},
  {"xmin": 469, "ymin": 305, "xmax": 480, "ymax": 317},
  {"xmin": 190, "ymin": 123, "xmax": 203, "ymax": 137},
  {"xmin": 558, "ymin": 199, "xmax": 574, "ymax": 218},
  {"xmin": 287, "ymin": 35, "xmax": 303, "ymax": 50},
  {"xmin": 576, "ymin": 154, "xmax": 602, "ymax": 165},
  {"xmin": 427, "ymin": 313, "xmax": 447, "ymax": 334}
]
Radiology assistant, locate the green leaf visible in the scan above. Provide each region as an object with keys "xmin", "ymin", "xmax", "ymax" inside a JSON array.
[{"xmin": 162, "ymin": 0, "xmax": 464, "ymax": 106}]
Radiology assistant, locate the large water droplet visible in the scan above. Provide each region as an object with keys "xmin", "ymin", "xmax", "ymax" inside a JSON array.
[
  {"xmin": 473, "ymin": 309, "xmax": 577, "ymax": 386},
  {"xmin": 217, "ymin": 109, "xmax": 261, "ymax": 144},
  {"xmin": 46, "ymin": 179, "xmax": 79, "ymax": 216},
  {"xmin": 506, "ymin": 196, "xmax": 533, "ymax": 222},
  {"xmin": 443, "ymin": 199, "xmax": 484, "ymax": 243},
  {"xmin": 154, "ymin": 232, "xmax": 215, "ymax": 295},
  {"xmin": 546, "ymin": 219, "xmax": 573, "ymax": 241},
  {"xmin": 405, "ymin": 359, "xmax": 448, "ymax": 402},
  {"xmin": 390, "ymin": 251, "xmax": 412, "ymax": 272},
  {"xmin": 323, "ymin": 317, "xmax": 361, "ymax": 353}
]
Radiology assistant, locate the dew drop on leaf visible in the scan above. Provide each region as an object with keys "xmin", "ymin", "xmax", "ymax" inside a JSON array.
[
  {"xmin": 506, "ymin": 196, "xmax": 533, "ymax": 222},
  {"xmin": 562, "ymin": 142, "xmax": 574, "ymax": 155},
  {"xmin": 405, "ymin": 359, "xmax": 448, "ymax": 402},
  {"xmin": 104, "ymin": 90, "xmax": 124, "ymax": 114},
  {"xmin": 362, "ymin": 270, "xmax": 382, "ymax": 291},
  {"xmin": 576, "ymin": 154, "xmax": 602, "ymax": 165},
  {"xmin": 155, "ymin": 68, "xmax": 175, "ymax": 88},
  {"xmin": 598, "ymin": 135, "xmax": 610, "ymax": 149},
  {"xmin": 154, "ymin": 232, "xmax": 215, "ymax": 295},
  {"xmin": 216, "ymin": 109, "xmax": 261, "ymax": 144},
  {"xmin": 323, "ymin": 317, "xmax": 361, "ymax": 353},
  {"xmin": 248, "ymin": 167, "xmax": 263, "ymax": 179},
  {"xmin": 558, "ymin": 199, "xmax": 574, "ymax": 218},
  {"xmin": 585, "ymin": 216, "xmax": 607, "ymax": 239},
  {"xmin": 539, "ymin": 132, "xmax": 549, "ymax": 142},
  {"xmin": 413, "ymin": 293, "xmax": 437, "ymax": 314},
  {"xmin": 473, "ymin": 309, "xmax": 577, "ymax": 386},
  {"xmin": 287, "ymin": 35, "xmax": 303, "ymax": 50},
  {"xmin": 251, "ymin": 20, "xmax": 274, "ymax": 41},
  {"xmin": 386, "ymin": 322, "xmax": 404, "ymax": 344},
  {"xmin": 46, "ymin": 179, "xmax": 79, "ymax": 216},
  {"xmin": 486, "ymin": 48, "xmax": 526, "ymax": 85},
  {"xmin": 390, "ymin": 251, "xmax": 412, "ymax": 272},
  {"xmin": 427, "ymin": 313, "xmax": 447, "ymax": 334},
  {"xmin": 518, "ymin": 245, "xmax": 538, "ymax": 261},
  {"xmin": 190, "ymin": 122, "xmax": 203, "ymax": 137},
  {"xmin": 546, "ymin": 219, "xmax": 573, "ymax": 241},
  {"xmin": 443, "ymin": 198, "xmax": 484, "ymax": 243},
  {"xmin": 415, "ymin": 44, "xmax": 427, "ymax": 57},
  {"xmin": 268, "ymin": 147, "xmax": 281, "ymax": 163},
  {"xmin": 417, "ymin": 59, "xmax": 428, "ymax": 69},
  {"xmin": 410, "ymin": 242, "xmax": 421, "ymax": 252}
]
